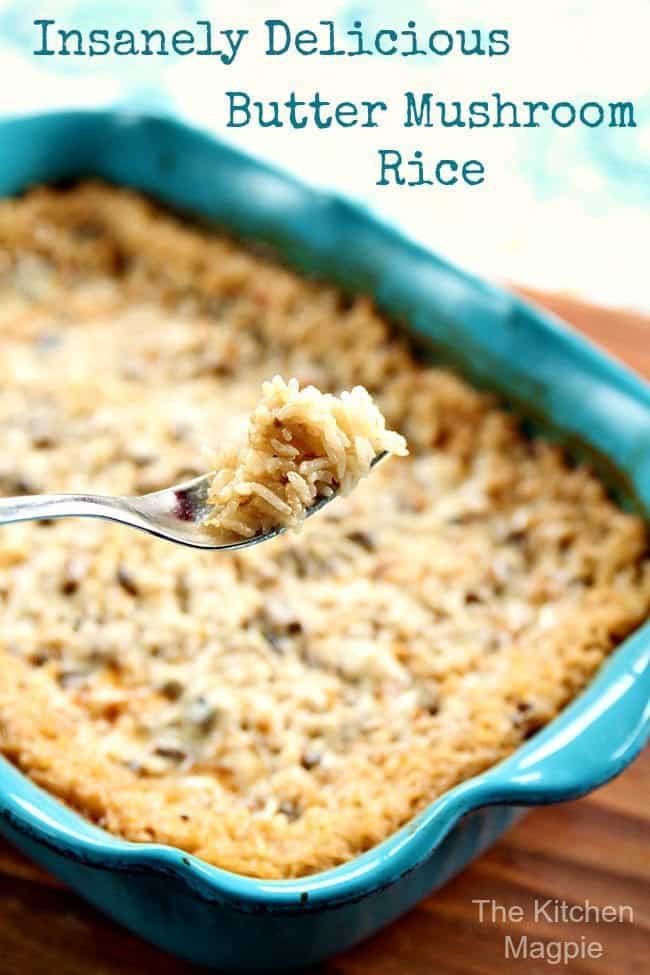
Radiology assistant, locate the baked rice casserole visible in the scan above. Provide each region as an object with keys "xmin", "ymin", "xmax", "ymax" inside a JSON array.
[{"xmin": 0, "ymin": 183, "xmax": 648, "ymax": 880}]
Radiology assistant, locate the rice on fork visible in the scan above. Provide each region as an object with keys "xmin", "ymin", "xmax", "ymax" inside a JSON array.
[{"xmin": 204, "ymin": 376, "xmax": 408, "ymax": 538}]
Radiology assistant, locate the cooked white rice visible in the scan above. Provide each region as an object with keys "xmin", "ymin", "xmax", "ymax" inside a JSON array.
[{"xmin": 204, "ymin": 376, "xmax": 408, "ymax": 538}]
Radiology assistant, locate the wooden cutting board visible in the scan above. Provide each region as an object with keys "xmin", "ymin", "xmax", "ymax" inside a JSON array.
[{"xmin": 0, "ymin": 290, "xmax": 647, "ymax": 975}]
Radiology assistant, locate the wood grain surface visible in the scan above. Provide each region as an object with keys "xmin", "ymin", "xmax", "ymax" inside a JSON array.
[{"xmin": 0, "ymin": 290, "xmax": 647, "ymax": 975}]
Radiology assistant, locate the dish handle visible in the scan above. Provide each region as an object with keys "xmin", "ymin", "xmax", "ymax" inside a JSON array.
[{"xmin": 476, "ymin": 638, "xmax": 649, "ymax": 807}]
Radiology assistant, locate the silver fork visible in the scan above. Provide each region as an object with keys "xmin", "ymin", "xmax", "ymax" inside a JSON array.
[{"xmin": 0, "ymin": 454, "xmax": 386, "ymax": 550}]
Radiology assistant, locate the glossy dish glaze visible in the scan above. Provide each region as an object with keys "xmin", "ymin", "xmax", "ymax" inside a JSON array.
[{"xmin": 0, "ymin": 112, "xmax": 647, "ymax": 972}]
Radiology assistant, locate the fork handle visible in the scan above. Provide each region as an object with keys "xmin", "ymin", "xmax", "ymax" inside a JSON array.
[{"xmin": 0, "ymin": 494, "xmax": 122, "ymax": 526}]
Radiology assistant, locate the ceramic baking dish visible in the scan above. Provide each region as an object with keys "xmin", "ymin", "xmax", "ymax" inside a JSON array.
[{"xmin": 0, "ymin": 111, "xmax": 648, "ymax": 972}]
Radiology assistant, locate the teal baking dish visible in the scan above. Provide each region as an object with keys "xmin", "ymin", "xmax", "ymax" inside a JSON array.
[{"xmin": 0, "ymin": 111, "xmax": 648, "ymax": 972}]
